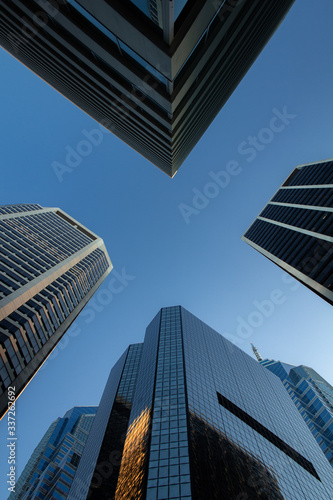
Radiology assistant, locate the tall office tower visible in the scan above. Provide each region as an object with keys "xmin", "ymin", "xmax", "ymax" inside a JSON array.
[
  {"xmin": 251, "ymin": 344, "xmax": 333, "ymax": 468},
  {"xmin": 9, "ymin": 406, "xmax": 98, "ymax": 500},
  {"xmin": 0, "ymin": 204, "xmax": 112, "ymax": 418},
  {"xmin": 242, "ymin": 159, "xmax": 333, "ymax": 305},
  {"xmin": 69, "ymin": 343, "xmax": 144, "ymax": 499},
  {"xmin": 0, "ymin": 1, "xmax": 295, "ymax": 176},
  {"xmin": 69, "ymin": 306, "xmax": 333, "ymax": 500}
]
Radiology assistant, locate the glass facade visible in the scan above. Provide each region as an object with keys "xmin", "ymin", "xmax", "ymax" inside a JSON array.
[
  {"xmin": 181, "ymin": 307, "xmax": 332, "ymax": 499},
  {"xmin": 143, "ymin": 307, "xmax": 191, "ymax": 500},
  {"xmin": 258, "ymin": 354, "xmax": 333, "ymax": 468},
  {"xmin": 69, "ymin": 306, "xmax": 333, "ymax": 499},
  {"xmin": 68, "ymin": 344, "xmax": 143, "ymax": 500},
  {"xmin": 0, "ymin": 204, "xmax": 112, "ymax": 418},
  {"xmin": 10, "ymin": 406, "xmax": 97, "ymax": 500},
  {"xmin": 132, "ymin": 1, "xmax": 189, "ymax": 25},
  {"xmin": 243, "ymin": 160, "xmax": 333, "ymax": 305},
  {"xmin": 8, "ymin": 419, "xmax": 59, "ymax": 500},
  {"xmin": 89, "ymin": 344, "xmax": 143, "ymax": 499},
  {"xmin": 0, "ymin": 204, "xmax": 42, "ymax": 215},
  {"xmin": 67, "ymin": 0, "xmax": 169, "ymax": 89}
]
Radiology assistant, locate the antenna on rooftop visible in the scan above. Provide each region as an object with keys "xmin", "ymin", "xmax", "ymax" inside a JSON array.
[{"xmin": 251, "ymin": 343, "xmax": 263, "ymax": 362}]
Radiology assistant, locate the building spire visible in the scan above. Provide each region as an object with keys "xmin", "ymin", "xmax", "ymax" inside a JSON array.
[{"xmin": 251, "ymin": 343, "xmax": 263, "ymax": 362}]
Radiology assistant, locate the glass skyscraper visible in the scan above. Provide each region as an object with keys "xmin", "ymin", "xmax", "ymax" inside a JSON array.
[
  {"xmin": 252, "ymin": 344, "xmax": 333, "ymax": 469},
  {"xmin": 0, "ymin": 204, "xmax": 112, "ymax": 418},
  {"xmin": 9, "ymin": 406, "xmax": 98, "ymax": 499},
  {"xmin": 69, "ymin": 306, "xmax": 333, "ymax": 499},
  {"xmin": 242, "ymin": 159, "xmax": 333, "ymax": 305},
  {"xmin": 0, "ymin": 0, "xmax": 295, "ymax": 176}
]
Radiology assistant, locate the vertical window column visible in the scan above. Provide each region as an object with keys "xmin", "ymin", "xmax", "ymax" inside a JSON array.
[{"xmin": 146, "ymin": 307, "xmax": 191, "ymax": 500}]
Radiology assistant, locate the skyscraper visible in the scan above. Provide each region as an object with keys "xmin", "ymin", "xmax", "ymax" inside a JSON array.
[
  {"xmin": 242, "ymin": 159, "xmax": 333, "ymax": 305},
  {"xmin": 251, "ymin": 344, "xmax": 333, "ymax": 468},
  {"xmin": 0, "ymin": 204, "xmax": 112, "ymax": 418},
  {"xmin": 0, "ymin": 0, "xmax": 295, "ymax": 176},
  {"xmin": 69, "ymin": 306, "xmax": 333, "ymax": 499},
  {"xmin": 10, "ymin": 406, "xmax": 98, "ymax": 500}
]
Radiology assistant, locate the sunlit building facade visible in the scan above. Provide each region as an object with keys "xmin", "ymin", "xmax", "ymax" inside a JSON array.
[
  {"xmin": 69, "ymin": 343, "xmax": 143, "ymax": 499},
  {"xmin": 9, "ymin": 406, "xmax": 97, "ymax": 500},
  {"xmin": 242, "ymin": 159, "xmax": 333, "ymax": 305},
  {"xmin": 69, "ymin": 306, "xmax": 333, "ymax": 499},
  {"xmin": 0, "ymin": 0, "xmax": 295, "ymax": 176},
  {"xmin": 0, "ymin": 204, "xmax": 112, "ymax": 418},
  {"xmin": 252, "ymin": 344, "xmax": 333, "ymax": 468}
]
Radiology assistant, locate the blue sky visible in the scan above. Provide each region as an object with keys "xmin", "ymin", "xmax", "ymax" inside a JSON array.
[{"xmin": 1, "ymin": 0, "xmax": 333, "ymax": 497}]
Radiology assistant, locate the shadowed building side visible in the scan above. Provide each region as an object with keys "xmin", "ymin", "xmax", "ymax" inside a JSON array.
[{"xmin": 243, "ymin": 159, "xmax": 333, "ymax": 305}]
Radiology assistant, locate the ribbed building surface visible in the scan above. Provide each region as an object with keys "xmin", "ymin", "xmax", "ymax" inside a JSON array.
[
  {"xmin": 0, "ymin": 204, "xmax": 112, "ymax": 418},
  {"xmin": 9, "ymin": 406, "xmax": 97, "ymax": 499},
  {"xmin": 69, "ymin": 306, "xmax": 333, "ymax": 499},
  {"xmin": 243, "ymin": 159, "xmax": 333, "ymax": 305},
  {"xmin": 254, "ymin": 348, "xmax": 333, "ymax": 469},
  {"xmin": 0, "ymin": 0, "xmax": 295, "ymax": 176},
  {"xmin": 8, "ymin": 418, "xmax": 58, "ymax": 500}
]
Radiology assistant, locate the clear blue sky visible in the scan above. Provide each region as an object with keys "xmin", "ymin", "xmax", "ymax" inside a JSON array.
[{"xmin": 1, "ymin": 1, "xmax": 333, "ymax": 497}]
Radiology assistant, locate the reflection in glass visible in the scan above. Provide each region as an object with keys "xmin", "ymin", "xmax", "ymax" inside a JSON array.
[
  {"xmin": 189, "ymin": 412, "xmax": 284, "ymax": 500},
  {"xmin": 115, "ymin": 407, "xmax": 152, "ymax": 499}
]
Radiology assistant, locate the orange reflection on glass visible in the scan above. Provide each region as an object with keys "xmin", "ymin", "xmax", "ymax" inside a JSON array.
[{"xmin": 115, "ymin": 407, "xmax": 151, "ymax": 499}]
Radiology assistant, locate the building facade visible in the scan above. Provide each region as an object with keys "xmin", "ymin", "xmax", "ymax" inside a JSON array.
[
  {"xmin": 10, "ymin": 406, "xmax": 98, "ymax": 499},
  {"xmin": 242, "ymin": 159, "xmax": 333, "ymax": 305},
  {"xmin": 0, "ymin": 204, "xmax": 112, "ymax": 418},
  {"xmin": 252, "ymin": 344, "xmax": 333, "ymax": 469},
  {"xmin": 69, "ymin": 306, "xmax": 333, "ymax": 499},
  {"xmin": 0, "ymin": 0, "xmax": 295, "ymax": 176},
  {"xmin": 69, "ymin": 343, "xmax": 143, "ymax": 499}
]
